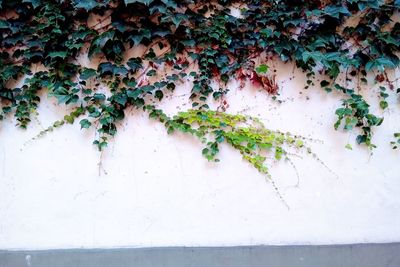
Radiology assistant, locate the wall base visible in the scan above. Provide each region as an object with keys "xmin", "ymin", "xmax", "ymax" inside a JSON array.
[{"xmin": 1, "ymin": 243, "xmax": 400, "ymax": 267}]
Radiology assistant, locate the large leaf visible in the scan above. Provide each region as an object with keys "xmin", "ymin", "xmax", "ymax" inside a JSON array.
[
  {"xmin": 365, "ymin": 57, "xmax": 397, "ymax": 72},
  {"xmin": 323, "ymin": 5, "xmax": 351, "ymax": 18}
]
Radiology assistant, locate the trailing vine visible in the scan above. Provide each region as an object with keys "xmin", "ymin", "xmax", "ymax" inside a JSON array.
[
  {"xmin": 1, "ymin": 0, "xmax": 399, "ymax": 198},
  {"xmin": 146, "ymin": 106, "xmax": 335, "ymax": 207}
]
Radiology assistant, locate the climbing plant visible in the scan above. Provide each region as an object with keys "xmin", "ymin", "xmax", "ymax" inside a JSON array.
[
  {"xmin": 1, "ymin": 0, "xmax": 400, "ymax": 192},
  {"xmin": 146, "ymin": 106, "xmax": 335, "ymax": 207}
]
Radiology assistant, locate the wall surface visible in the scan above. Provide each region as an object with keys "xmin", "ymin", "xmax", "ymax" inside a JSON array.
[{"xmin": 0, "ymin": 61, "xmax": 399, "ymax": 250}]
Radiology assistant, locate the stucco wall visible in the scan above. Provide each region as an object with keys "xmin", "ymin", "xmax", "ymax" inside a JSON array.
[{"xmin": 0, "ymin": 61, "xmax": 399, "ymax": 250}]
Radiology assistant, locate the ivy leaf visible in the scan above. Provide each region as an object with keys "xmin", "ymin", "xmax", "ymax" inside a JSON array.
[
  {"xmin": 146, "ymin": 69, "xmax": 157, "ymax": 76},
  {"xmin": 129, "ymin": 29, "xmax": 151, "ymax": 46},
  {"xmin": 181, "ymin": 39, "xmax": 195, "ymax": 47},
  {"xmin": 49, "ymin": 87, "xmax": 79, "ymax": 104},
  {"xmin": 127, "ymin": 57, "xmax": 143, "ymax": 71},
  {"xmin": 366, "ymin": 58, "xmax": 396, "ymax": 72},
  {"xmin": 88, "ymin": 31, "xmax": 115, "ymax": 58},
  {"xmin": 112, "ymin": 93, "xmax": 128, "ymax": 106},
  {"xmin": 356, "ymin": 134, "xmax": 367, "ymax": 145},
  {"xmin": 124, "ymin": 0, "xmax": 153, "ymax": 5},
  {"xmin": 0, "ymin": 20, "xmax": 8, "ymax": 29},
  {"xmin": 22, "ymin": 0, "xmax": 42, "ymax": 9},
  {"xmin": 98, "ymin": 63, "xmax": 128, "ymax": 76},
  {"xmin": 323, "ymin": 5, "xmax": 350, "ymax": 18},
  {"xmin": 80, "ymin": 68, "xmax": 97, "ymax": 80},
  {"xmin": 170, "ymin": 14, "xmax": 187, "ymax": 28},
  {"xmin": 80, "ymin": 119, "xmax": 92, "ymax": 129},
  {"xmin": 255, "ymin": 64, "xmax": 269, "ymax": 74},
  {"xmin": 260, "ymin": 28, "xmax": 273, "ymax": 38},
  {"xmin": 93, "ymin": 93, "xmax": 106, "ymax": 101},
  {"xmin": 127, "ymin": 89, "xmax": 142, "ymax": 99},
  {"xmin": 73, "ymin": 0, "xmax": 100, "ymax": 11},
  {"xmin": 379, "ymin": 100, "xmax": 388, "ymax": 110},
  {"xmin": 140, "ymin": 85, "xmax": 155, "ymax": 92},
  {"xmin": 47, "ymin": 51, "xmax": 68, "ymax": 59},
  {"xmin": 302, "ymin": 51, "xmax": 323, "ymax": 62},
  {"xmin": 155, "ymin": 90, "xmax": 163, "ymax": 101},
  {"xmin": 320, "ymin": 80, "xmax": 330, "ymax": 87}
]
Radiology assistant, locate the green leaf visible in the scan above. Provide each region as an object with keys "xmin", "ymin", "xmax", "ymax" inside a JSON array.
[
  {"xmin": 80, "ymin": 119, "xmax": 92, "ymax": 129},
  {"xmin": 302, "ymin": 51, "xmax": 323, "ymax": 62},
  {"xmin": 22, "ymin": 0, "xmax": 42, "ymax": 9},
  {"xmin": 140, "ymin": 85, "xmax": 155, "ymax": 92},
  {"xmin": 93, "ymin": 93, "xmax": 106, "ymax": 101},
  {"xmin": 127, "ymin": 57, "xmax": 143, "ymax": 71},
  {"xmin": 124, "ymin": 0, "xmax": 153, "ymax": 5},
  {"xmin": 320, "ymin": 80, "xmax": 330, "ymax": 87},
  {"xmin": 129, "ymin": 29, "xmax": 152, "ymax": 46},
  {"xmin": 155, "ymin": 90, "xmax": 163, "ymax": 101},
  {"xmin": 255, "ymin": 64, "xmax": 269, "ymax": 74},
  {"xmin": 48, "ymin": 51, "xmax": 68, "ymax": 59},
  {"xmin": 73, "ymin": 0, "xmax": 100, "ymax": 11},
  {"xmin": 379, "ymin": 100, "xmax": 388, "ymax": 110},
  {"xmin": 80, "ymin": 68, "xmax": 97, "ymax": 80},
  {"xmin": 146, "ymin": 69, "xmax": 157, "ymax": 76},
  {"xmin": 260, "ymin": 28, "xmax": 273, "ymax": 37},
  {"xmin": 127, "ymin": 89, "xmax": 142, "ymax": 99},
  {"xmin": 366, "ymin": 57, "xmax": 396, "ymax": 72},
  {"xmin": 98, "ymin": 63, "xmax": 128, "ymax": 76},
  {"xmin": 112, "ymin": 93, "xmax": 128, "ymax": 105},
  {"xmin": 0, "ymin": 20, "xmax": 9, "ymax": 29},
  {"xmin": 323, "ymin": 5, "xmax": 350, "ymax": 18},
  {"xmin": 64, "ymin": 115, "xmax": 75, "ymax": 124},
  {"xmin": 335, "ymin": 107, "xmax": 352, "ymax": 117}
]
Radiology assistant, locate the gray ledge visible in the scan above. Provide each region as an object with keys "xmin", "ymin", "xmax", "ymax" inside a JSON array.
[{"xmin": 1, "ymin": 243, "xmax": 400, "ymax": 267}]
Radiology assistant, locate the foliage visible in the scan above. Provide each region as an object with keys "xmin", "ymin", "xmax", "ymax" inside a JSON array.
[
  {"xmin": 0, "ymin": 0, "xmax": 399, "ymax": 194},
  {"xmin": 392, "ymin": 133, "xmax": 400, "ymax": 149},
  {"xmin": 333, "ymin": 86, "xmax": 384, "ymax": 149},
  {"xmin": 146, "ymin": 106, "xmax": 330, "ymax": 207}
]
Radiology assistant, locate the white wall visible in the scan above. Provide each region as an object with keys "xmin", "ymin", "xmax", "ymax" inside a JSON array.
[{"xmin": 0, "ymin": 61, "xmax": 399, "ymax": 250}]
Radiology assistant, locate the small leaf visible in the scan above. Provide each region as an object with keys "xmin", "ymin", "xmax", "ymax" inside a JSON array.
[
  {"xmin": 80, "ymin": 119, "xmax": 92, "ymax": 129},
  {"xmin": 155, "ymin": 90, "xmax": 163, "ymax": 101},
  {"xmin": 255, "ymin": 64, "xmax": 269, "ymax": 74},
  {"xmin": 73, "ymin": 0, "xmax": 100, "ymax": 11},
  {"xmin": 48, "ymin": 51, "xmax": 68, "ymax": 59},
  {"xmin": 124, "ymin": 0, "xmax": 153, "ymax": 5},
  {"xmin": 80, "ymin": 68, "xmax": 97, "ymax": 80},
  {"xmin": 320, "ymin": 80, "xmax": 330, "ymax": 87},
  {"xmin": 379, "ymin": 100, "xmax": 388, "ymax": 110}
]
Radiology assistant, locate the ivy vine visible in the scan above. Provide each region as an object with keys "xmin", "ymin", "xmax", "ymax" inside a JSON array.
[
  {"xmin": 146, "ymin": 106, "xmax": 335, "ymax": 207},
  {"xmin": 1, "ymin": 0, "xmax": 399, "ymax": 200}
]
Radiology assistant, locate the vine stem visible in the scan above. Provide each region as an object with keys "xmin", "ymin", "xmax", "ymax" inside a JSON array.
[
  {"xmin": 98, "ymin": 150, "xmax": 108, "ymax": 176},
  {"xmin": 266, "ymin": 174, "xmax": 290, "ymax": 210},
  {"xmin": 90, "ymin": 13, "xmax": 112, "ymax": 30}
]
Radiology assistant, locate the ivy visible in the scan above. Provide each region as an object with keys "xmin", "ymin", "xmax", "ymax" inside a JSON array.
[
  {"xmin": 146, "ymin": 106, "xmax": 334, "ymax": 207},
  {"xmin": 0, "ymin": 0, "xmax": 399, "ymax": 202},
  {"xmin": 392, "ymin": 133, "xmax": 400, "ymax": 149}
]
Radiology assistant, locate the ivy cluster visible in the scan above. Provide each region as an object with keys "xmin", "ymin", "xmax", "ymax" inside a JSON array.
[
  {"xmin": 146, "ymin": 106, "xmax": 331, "ymax": 206},
  {"xmin": 1, "ymin": 1, "xmax": 399, "ymax": 167}
]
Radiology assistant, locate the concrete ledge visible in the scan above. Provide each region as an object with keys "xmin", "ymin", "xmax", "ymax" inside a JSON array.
[{"xmin": 1, "ymin": 243, "xmax": 400, "ymax": 267}]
